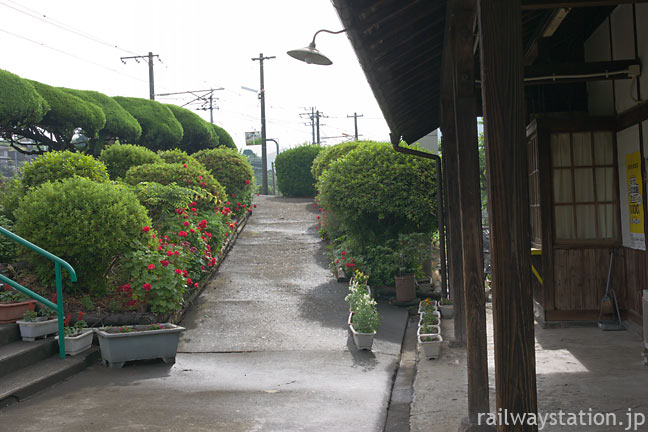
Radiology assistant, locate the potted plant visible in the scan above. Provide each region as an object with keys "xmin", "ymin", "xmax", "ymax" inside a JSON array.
[
  {"xmin": 393, "ymin": 233, "xmax": 430, "ymax": 303},
  {"xmin": 96, "ymin": 323, "xmax": 185, "ymax": 368},
  {"xmin": 418, "ymin": 298, "xmax": 438, "ymax": 314},
  {"xmin": 418, "ymin": 331, "xmax": 443, "ymax": 359},
  {"xmin": 419, "ymin": 310, "xmax": 441, "ymax": 328},
  {"xmin": 349, "ymin": 294, "xmax": 379, "ymax": 351},
  {"xmin": 345, "ymin": 270, "xmax": 371, "ymax": 326},
  {"xmin": 438, "ymin": 297, "xmax": 454, "ymax": 319},
  {"xmin": 0, "ymin": 287, "xmax": 37, "ymax": 323},
  {"xmin": 56, "ymin": 312, "xmax": 93, "ymax": 355},
  {"xmin": 17, "ymin": 307, "xmax": 58, "ymax": 341},
  {"xmin": 418, "ymin": 322, "xmax": 441, "ymax": 337}
]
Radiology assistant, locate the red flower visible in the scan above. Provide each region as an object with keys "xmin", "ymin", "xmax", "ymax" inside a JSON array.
[
  {"xmin": 237, "ymin": 202, "xmax": 241, "ymax": 207},
  {"xmin": 160, "ymin": 260, "xmax": 170, "ymax": 267},
  {"xmin": 51, "ymin": 293, "xmax": 57, "ymax": 303},
  {"xmin": 166, "ymin": 250, "xmax": 174, "ymax": 256},
  {"xmin": 198, "ymin": 175, "xmax": 203, "ymax": 180},
  {"xmin": 336, "ymin": 259, "xmax": 340, "ymax": 263},
  {"xmin": 77, "ymin": 311, "xmax": 84, "ymax": 321},
  {"xmin": 142, "ymin": 226, "xmax": 151, "ymax": 232},
  {"xmin": 256, "ymin": 193, "xmax": 260, "ymax": 196},
  {"xmin": 183, "ymin": 164, "xmax": 188, "ymax": 168},
  {"xmin": 200, "ymin": 181, "xmax": 207, "ymax": 188},
  {"xmin": 174, "ymin": 269, "xmax": 182, "ymax": 274},
  {"xmin": 206, "ymin": 233, "xmax": 212, "ymax": 238},
  {"xmin": 187, "ymin": 278, "xmax": 193, "ymax": 286},
  {"xmin": 224, "ymin": 232, "xmax": 229, "ymax": 237},
  {"xmin": 248, "ymin": 208, "xmax": 252, "ymax": 213},
  {"xmin": 147, "ymin": 264, "xmax": 155, "ymax": 270},
  {"xmin": 182, "ymin": 269, "xmax": 188, "ymax": 277},
  {"xmin": 178, "ymin": 231, "xmax": 188, "ymax": 238},
  {"xmin": 174, "ymin": 251, "xmax": 180, "ymax": 256},
  {"xmin": 143, "ymin": 283, "xmax": 151, "ymax": 291},
  {"xmin": 245, "ymin": 179, "xmax": 250, "ymax": 184},
  {"xmin": 341, "ymin": 251, "xmax": 346, "ymax": 256},
  {"xmin": 317, "ymin": 216, "xmax": 320, "ymax": 219},
  {"xmin": 232, "ymin": 194, "xmax": 235, "ymax": 198},
  {"xmin": 64, "ymin": 314, "xmax": 71, "ymax": 326},
  {"xmin": 253, "ymin": 204, "xmax": 257, "ymax": 208},
  {"xmin": 194, "ymin": 283, "xmax": 199, "ymax": 287},
  {"xmin": 226, "ymin": 201, "xmax": 231, "ymax": 205},
  {"xmin": 191, "ymin": 208, "xmax": 197, "ymax": 212},
  {"xmin": 189, "ymin": 228, "xmax": 195, "ymax": 233}
]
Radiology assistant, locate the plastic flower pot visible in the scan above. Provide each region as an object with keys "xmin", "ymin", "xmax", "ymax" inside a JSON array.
[
  {"xmin": 418, "ymin": 333, "xmax": 443, "ymax": 359},
  {"xmin": 17, "ymin": 318, "xmax": 58, "ymax": 341},
  {"xmin": 96, "ymin": 324, "xmax": 185, "ymax": 368},
  {"xmin": 418, "ymin": 311, "xmax": 441, "ymax": 328},
  {"xmin": 418, "ymin": 299, "xmax": 438, "ymax": 314},
  {"xmin": 349, "ymin": 324, "xmax": 376, "ymax": 351},
  {"xmin": 56, "ymin": 329, "xmax": 94, "ymax": 356},
  {"xmin": 0, "ymin": 300, "xmax": 37, "ymax": 324},
  {"xmin": 417, "ymin": 324, "xmax": 441, "ymax": 336},
  {"xmin": 438, "ymin": 304, "xmax": 454, "ymax": 319}
]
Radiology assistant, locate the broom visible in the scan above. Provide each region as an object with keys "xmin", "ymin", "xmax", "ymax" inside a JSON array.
[{"xmin": 600, "ymin": 250, "xmax": 614, "ymax": 316}]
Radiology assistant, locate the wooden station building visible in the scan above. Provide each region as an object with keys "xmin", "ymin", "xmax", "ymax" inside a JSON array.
[{"xmin": 333, "ymin": 1, "xmax": 648, "ymax": 430}]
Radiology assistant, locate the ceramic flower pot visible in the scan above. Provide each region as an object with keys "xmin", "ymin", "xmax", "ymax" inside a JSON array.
[
  {"xmin": 56, "ymin": 329, "xmax": 94, "ymax": 355},
  {"xmin": 394, "ymin": 274, "xmax": 416, "ymax": 302},
  {"xmin": 96, "ymin": 324, "xmax": 185, "ymax": 368},
  {"xmin": 349, "ymin": 324, "xmax": 376, "ymax": 351},
  {"xmin": 0, "ymin": 300, "xmax": 37, "ymax": 324},
  {"xmin": 17, "ymin": 317, "xmax": 58, "ymax": 341},
  {"xmin": 418, "ymin": 333, "xmax": 443, "ymax": 359}
]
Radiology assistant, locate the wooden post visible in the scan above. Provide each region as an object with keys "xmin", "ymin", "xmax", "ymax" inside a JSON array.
[
  {"xmin": 453, "ymin": 7, "xmax": 490, "ymax": 427},
  {"xmin": 478, "ymin": 1, "xmax": 538, "ymax": 431}
]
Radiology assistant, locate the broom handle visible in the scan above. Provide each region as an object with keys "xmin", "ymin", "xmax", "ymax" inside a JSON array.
[{"xmin": 605, "ymin": 250, "xmax": 614, "ymax": 296}]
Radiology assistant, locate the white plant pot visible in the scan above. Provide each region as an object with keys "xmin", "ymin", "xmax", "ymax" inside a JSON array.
[
  {"xmin": 56, "ymin": 329, "xmax": 93, "ymax": 356},
  {"xmin": 418, "ymin": 333, "xmax": 443, "ymax": 359},
  {"xmin": 439, "ymin": 304, "xmax": 454, "ymax": 319},
  {"xmin": 418, "ymin": 300, "xmax": 438, "ymax": 314},
  {"xmin": 417, "ymin": 325, "xmax": 441, "ymax": 336},
  {"xmin": 347, "ymin": 312, "xmax": 354, "ymax": 327},
  {"xmin": 349, "ymin": 324, "xmax": 376, "ymax": 351},
  {"xmin": 418, "ymin": 311, "xmax": 441, "ymax": 328},
  {"xmin": 17, "ymin": 318, "xmax": 58, "ymax": 341}
]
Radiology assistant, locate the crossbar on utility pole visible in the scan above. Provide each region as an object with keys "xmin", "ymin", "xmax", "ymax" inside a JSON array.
[
  {"xmin": 252, "ymin": 53, "xmax": 275, "ymax": 195},
  {"xmin": 121, "ymin": 52, "xmax": 160, "ymax": 100},
  {"xmin": 156, "ymin": 88, "xmax": 225, "ymax": 123}
]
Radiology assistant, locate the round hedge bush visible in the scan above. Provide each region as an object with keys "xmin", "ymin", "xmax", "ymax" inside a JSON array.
[
  {"xmin": 311, "ymin": 140, "xmax": 375, "ymax": 181},
  {"xmin": 318, "ymin": 142, "xmax": 437, "ymax": 241},
  {"xmin": 21, "ymin": 150, "xmax": 109, "ymax": 189},
  {"xmin": 275, "ymin": 145, "xmax": 323, "ymax": 197},
  {"xmin": 193, "ymin": 148, "xmax": 254, "ymax": 203},
  {"xmin": 13, "ymin": 177, "xmax": 152, "ymax": 294},
  {"xmin": 123, "ymin": 162, "xmax": 227, "ymax": 206},
  {"xmin": 158, "ymin": 148, "xmax": 204, "ymax": 170},
  {"xmin": 99, "ymin": 143, "xmax": 162, "ymax": 180}
]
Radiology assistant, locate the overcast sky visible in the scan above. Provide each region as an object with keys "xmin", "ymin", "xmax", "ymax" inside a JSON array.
[{"xmin": 0, "ymin": 0, "xmax": 391, "ymax": 153}]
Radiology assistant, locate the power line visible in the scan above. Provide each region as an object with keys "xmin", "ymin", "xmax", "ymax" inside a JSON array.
[
  {"xmin": 0, "ymin": 0, "xmax": 140, "ymax": 56},
  {"xmin": 0, "ymin": 29, "xmax": 147, "ymax": 83},
  {"xmin": 157, "ymin": 88, "xmax": 224, "ymax": 123}
]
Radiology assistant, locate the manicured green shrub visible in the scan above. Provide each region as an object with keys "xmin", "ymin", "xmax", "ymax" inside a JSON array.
[
  {"xmin": 99, "ymin": 143, "xmax": 162, "ymax": 180},
  {"xmin": 124, "ymin": 162, "xmax": 227, "ymax": 206},
  {"xmin": 210, "ymin": 124, "xmax": 236, "ymax": 149},
  {"xmin": 311, "ymin": 140, "xmax": 374, "ymax": 181},
  {"xmin": 131, "ymin": 182, "xmax": 207, "ymax": 231},
  {"xmin": 0, "ymin": 69, "xmax": 49, "ymax": 130},
  {"xmin": 113, "ymin": 96, "xmax": 183, "ymax": 151},
  {"xmin": 13, "ymin": 177, "xmax": 152, "ymax": 294},
  {"xmin": 0, "ymin": 213, "xmax": 16, "ymax": 263},
  {"xmin": 193, "ymin": 148, "xmax": 254, "ymax": 204},
  {"xmin": 318, "ymin": 142, "xmax": 437, "ymax": 242},
  {"xmin": 275, "ymin": 145, "xmax": 323, "ymax": 197},
  {"xmin": 0, "ymin": 178, "xmax": 23, "ymax": 222},
  {"xmin": 166, "ymin": 104, "xmax": 218, "ymax": 154},
  {"xmin": 21, "ymin": 150, "xmax": 109, "ymax": 189},
  {"xmin": 158, "ymin": 148, "xmax": 204, "ymax": 170}
]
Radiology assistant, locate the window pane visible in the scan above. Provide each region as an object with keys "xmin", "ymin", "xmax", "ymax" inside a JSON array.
[
  {"xmin": 595, "ymin": 167, "xmax": 615, "ymax": 202},
  {"xmin": 598, "ymin": 204, "xmax": 617, "ymax": 239},
  {"xmin": 551, "ymin": 133, "xmax": 571, "ymax": 167},
  {"xmin": 576, "ymin": 204, "xmax": 597, "ymax": 239},
  {"xmin": 555, "ymin": 205, "xmax": 575, "ymax": 240},
  {"xmin": 593, "ymin": 132, "xmax": 614, "ymax": 165},
  {"xmin": 572, "ymin": 132, "xmax": 592, "ymax": 166},
  {"xmin": 553, "ymin": 169, "xmax": 572, "ymax": 203},
  {"xmin": 574, "ymin": 168, "xmax": 594, "ymax": 203}
]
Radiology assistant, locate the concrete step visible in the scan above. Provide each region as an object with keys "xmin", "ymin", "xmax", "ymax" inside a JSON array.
[
  {"xmin": 0, "ymin": 338, "xmax": 58, "ymax": 379},
  {"xmin": 0, "ymin": 324, "xmax": 20, "ymax": 346},
  {"xmin": 0, "ymin": 346, "xmax": 99, "ymax": 408}
]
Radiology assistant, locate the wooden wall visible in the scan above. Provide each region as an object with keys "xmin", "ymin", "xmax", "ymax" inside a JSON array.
[{"xmin": 621, "ymin": 247, "xmax": 648, "ymax": 324}]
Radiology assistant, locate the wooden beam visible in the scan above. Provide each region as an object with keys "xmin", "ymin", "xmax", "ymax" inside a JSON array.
[
  {"xmin": 525, "ymin": 59, "xmax": 640, "ymax": 80},
  {"xmin": 452, "ymin": 5, "xmax": 490, "ymax": 426},
  {"xmin": 522, "ymin": 0, "xmax": 648, "ymax": 9},
  {"xmin": 478, "ymin": 1, "xmax": 538, "ymax": 431},
  {"xmin": 617, "ymin": 98, "xmax": 648, "ymax": 131}
]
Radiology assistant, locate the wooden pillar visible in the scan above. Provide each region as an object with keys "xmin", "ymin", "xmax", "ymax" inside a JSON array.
[
  {"xmin": 478, "ymin": 1, "xmax": 538, "ymax": 431},
  {"xmin": 453, "ymin": 7, "xmax": 490, "ymax": 427}
]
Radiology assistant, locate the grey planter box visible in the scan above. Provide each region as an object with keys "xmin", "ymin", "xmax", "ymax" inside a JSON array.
[
  {"xmin": 96, "ymin": 324, "xmax": 184, "ymax": 368},
  {"xmin": 55, "ymin": 329, "xmax": 93, "ymax": 355},
  {"xmin": 17, "ymin": 318, "xmax": 58, "ymax": 341},
  {"xmin": 349, "ymin": 324, "xmax": 375, "ymax": 351}
]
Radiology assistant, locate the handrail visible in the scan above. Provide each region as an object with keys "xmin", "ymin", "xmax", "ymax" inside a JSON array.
[{"xmin": 0, "ymin": 225, "xmax": 76, "ymax": 358}]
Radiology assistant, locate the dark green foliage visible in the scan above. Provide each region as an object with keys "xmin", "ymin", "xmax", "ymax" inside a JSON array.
[
  {"xmin": 99, "ymin": 143, "xmax": 162, "ymax": 180},
  {"xmin": 0, "ymin": 213, "xmax": 16, "ymax": 263},
  {"xmin": 0, "ymin": 69, "xmax": 49, "ymax": 130},
  {"xmin": 193, "ymin": 148, "xmax": 254, "ymax": 203},
  {"xmin": 123, "ymin": 162, "xmax": 227, "ymax": 205},
  {"xmin": 21, "ymin": 150, "xmax": 109, "ymax": 189},
  {"xmin": 311, "ymin": 140, "xmax": 375, "ymax": 181},
  {"xmin": 13, "ymin": 177, "xmax": 152, "ymax": 294},
  {"xmin": 63, "ymin": 89, "xmax": 141, "ymax": 154},
  {"xmin": 158, "ymin": 148, "xmax": 204, "ymax": 170},
  {"xmin": 30, "ymin": 81, "xmax": 106, "ymax": 147},
  {"xmin": 166, "ymin": 104, "xmax": 218, "ymax": 154},
  {"xmin": 131, "ymin": 182, "xmax": 206, "ymax": 231},
  {"xmin": 210, "ymin": 124, "xmax": 236, "ymax": 149},
  {"xmin": 113, "ymin": 96, "xmax": 183, "ymax": 151},
  {"xmin": 318, "ymin": 142, "xmax": 437, "ymax": 243},
  {"xmin": 0, "ymin": 178, "xmax": 23, "ymax": 222},
  {"xmin": 275, "ymin": 145, "xmax": 323, "ymax": 197}
]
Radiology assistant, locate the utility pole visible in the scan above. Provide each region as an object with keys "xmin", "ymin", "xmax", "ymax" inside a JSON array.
[
  {"xmin": 156, "ymin": 88, "xmax": 224, "ymax": 123},
  {"xmin": 121, "ymin": 51, "xmax": 160, "ymax": 100},
  {"xmin": 300, "ymin": 108, "xmax": 324, "ymax": 144},
  {"xmin": 347, "ymin": 112, "xmax": 363, "ymax": 140},
  {"xmin": 252, "ymin": 53, "xmax": 275, "ymax": 195},
  {"xmin": 311, "ymin": 107, "xmax": 316, "ymax": 144}
]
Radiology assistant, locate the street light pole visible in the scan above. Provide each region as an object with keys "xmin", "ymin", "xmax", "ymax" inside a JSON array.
[{"xmin": 252, "ymin": 53, "xmax": 275, "ymax": 195}]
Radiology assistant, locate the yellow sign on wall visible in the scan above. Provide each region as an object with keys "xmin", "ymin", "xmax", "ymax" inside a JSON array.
[{"xmin": 626, "ymin": 151, "xmax": 645, "ymax": 249}]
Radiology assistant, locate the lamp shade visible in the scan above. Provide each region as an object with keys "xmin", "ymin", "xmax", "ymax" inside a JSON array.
[{"xmin": 286, "ymin": 43, "xmax": 333, "ymax": 66}]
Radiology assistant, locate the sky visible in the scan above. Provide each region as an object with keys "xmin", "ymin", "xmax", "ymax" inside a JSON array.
[{"xmin": 0, "ymin": 0, "xmax": 391, "ymax": 155}]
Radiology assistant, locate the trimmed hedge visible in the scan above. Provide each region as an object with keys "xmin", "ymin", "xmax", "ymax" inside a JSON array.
[
  {"xmin": 211, "ymin": 124, "xmax": 236, "ymax": 149},
  {"xmin": 113, "ymin": 96, "xmax": 183, "ymax": 151},
  {"xmin": 275, "ymin": 145, "xmax": 323, "ymax": 197},
  {"xmin": 166, "ymin": 104, "xmax": 218, "ymax": 154},
  {"xmin": 0, "ymin": 68, "xmax": 49, "ymax": 129},
  {"xmin": 13, "ymin": 177, "xmax": 152, "ymax": 294},
  {"xmin": 193, "ymin": 148, "xmax": 254, "ymax": 203},
  {"xmin": 158, "ymin": 148, "xmax": 204, "ymax": 170},
  {"xmin": 311, "ymin": 140, "xmax": 374, "ymax": 181},
  {"xmin": 21, "ymin": 150, "xmax": 109, "ymax": 189},
  {"xmin": 99, "ymin": 143, "xmax": 162, "ymax": 180}
]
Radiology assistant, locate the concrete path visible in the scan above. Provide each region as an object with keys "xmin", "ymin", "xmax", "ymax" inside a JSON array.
[{"xmin": 0, "ymin": 195, "xmax": 408, "ymax": 432}]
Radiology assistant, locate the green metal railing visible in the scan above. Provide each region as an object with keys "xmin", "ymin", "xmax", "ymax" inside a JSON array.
[{"xmin": 0, "ymin": 226, "xmax": 76, "ymax": 358}]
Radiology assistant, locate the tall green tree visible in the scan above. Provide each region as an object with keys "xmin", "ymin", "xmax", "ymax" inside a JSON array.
[
  {"xmin": 113, "ymin": 96, "xmax": 183, "ymax": 151},
  {"xmin": 166, "ymin": 104, "xmax": 218, "ymax": 154},
  {"xmin": 210, "ymin": 123, "xmax": 236, "ymax": 149}
]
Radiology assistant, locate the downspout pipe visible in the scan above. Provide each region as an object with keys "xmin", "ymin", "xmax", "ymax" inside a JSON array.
[{"xmin": 390, "ymin": 133, "xmax": 448, "ymax": 298}]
